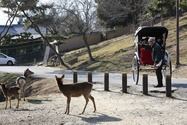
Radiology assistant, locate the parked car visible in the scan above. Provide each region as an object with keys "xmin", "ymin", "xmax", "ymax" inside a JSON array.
[{"xmin": 0, "ymin": 53, "xmax": 16, "ymax": 65}]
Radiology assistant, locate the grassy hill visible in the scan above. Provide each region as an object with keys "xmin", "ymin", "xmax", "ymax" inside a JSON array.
[{"xmin": 49, "ymin": 12, "xmax": 187, "ymax": 78}]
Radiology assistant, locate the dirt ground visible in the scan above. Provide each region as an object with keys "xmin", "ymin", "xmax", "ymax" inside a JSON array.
[{"xmin": 0, "ymin": 77, "xmax": 187, "ymax": 125}]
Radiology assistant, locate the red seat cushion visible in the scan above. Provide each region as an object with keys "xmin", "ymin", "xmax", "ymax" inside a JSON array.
[
  {"xmin": 140, "ymin": 48, "xmax": 154, "ymax": 65},
  {"xmin": 163, "ymin": 49, "xmax": 165, "ymax": 54}
]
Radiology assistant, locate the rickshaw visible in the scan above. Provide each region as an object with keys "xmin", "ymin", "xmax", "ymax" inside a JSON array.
[{"xmin": 132, "ymin": 26, "xmax": 172, "ymax": 85}]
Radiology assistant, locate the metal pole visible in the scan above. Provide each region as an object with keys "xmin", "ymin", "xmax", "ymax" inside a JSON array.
[
  {"xmin": 73, "ymin": 72, "xmax": 77, "ymax": 83},
  {"xmin": 176, "ymin": 0, "xmax": 180, "ymax": 65},
  {"xmin": 34, "ymin": 58, "xmax": 36, "ymax": 65},
  {"xmin": 122, "ymin": 73, "xmax": 127, "ymax": 93},
  {"xmin": 166, "ymin": 75, "xmax": 172, "ymax": 97},
  {"xmin": 104, "ymin": 73, "xmax": 109, "ymax": 91},
  {"xmin": 143, "ymin": 74, "xmax": 148, "ymax": 95}
]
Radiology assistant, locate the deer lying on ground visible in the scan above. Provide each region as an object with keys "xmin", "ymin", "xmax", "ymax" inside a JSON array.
[
  {"xmin": 55, "ymin": 75, "xmax": 96, "ymax": 114},
  {"xmin": 0, "ymin": 82, "xmax": 21, "ymax": 109},
  {"xmin": 16, "ymin": 68, "xmax": 34, "ymax": 101}
]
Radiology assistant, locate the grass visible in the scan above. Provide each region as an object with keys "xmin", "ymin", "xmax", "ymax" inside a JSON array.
[
  {"xmin": 54, "ymin": 35, "xmax": 134, "ymax": 73},
  {"xmin": 0, "ymin": 72, "xmax": 19, "ymax": 84}
]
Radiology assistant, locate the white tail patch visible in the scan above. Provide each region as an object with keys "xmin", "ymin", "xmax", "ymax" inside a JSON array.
[
  {"xmin": 18, "ymin": 79, "xmax": 26, "ymax": 87},
  {"xmin": 18, "ymin": 89, "xmax": 21, "ymax": 94}
]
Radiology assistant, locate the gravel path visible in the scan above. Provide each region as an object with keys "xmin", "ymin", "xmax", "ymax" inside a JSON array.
[{"xmin": 0, "ymin": 83, "xmax": 187, "ymax": 125}]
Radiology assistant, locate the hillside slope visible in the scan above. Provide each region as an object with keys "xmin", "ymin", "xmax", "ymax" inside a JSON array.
[{"xmin": 48, "ymin": 13, "xmax": 187, "ymax": 78}]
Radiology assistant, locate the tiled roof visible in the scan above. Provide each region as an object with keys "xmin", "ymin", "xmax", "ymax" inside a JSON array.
[
  {"xmin": 0, "ymin": 24, "xmax": 46, "ymax": 39},
  {"xmin": 0, "ymin": 26, "xmax": 17, "ymax": 36}
]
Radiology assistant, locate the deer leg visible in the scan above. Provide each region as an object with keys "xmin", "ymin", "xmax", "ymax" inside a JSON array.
[
  {"xmin": 89, "ymin": 94, "xmax": 96, "ymax": 112},
  {"xmin": 23, "ymin": 84, "xmax": 26, "ymax": 101},
  {"xmin": 82, "ymin": 95, "xmax": 89, "ymax": 114},
  {"xmin": 19, "ymin": 88, "xmax": 22, "ymax": 100},
  {"xmin": 9, "ymin": 97, "xmax": 11, "ymax": 109},
  {"xmin": 5, "ymin": 97, "xmax": 8, "ymax": 109},
  {"xmin": 16, "ymin": 96, "xmax": 19, "ymax": 109},
  {"xmin": 19, "ymin": 86, "xmax": 23, "ymax": 101},
  {"xmin": 65, "ymin": 97, "xmax": 71, "ymax": 114}
]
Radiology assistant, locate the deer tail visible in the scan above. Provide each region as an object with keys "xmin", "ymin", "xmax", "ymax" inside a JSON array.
[{"xmin": 18, "ymin": 89, "xmax": 21, "ymax": 94}]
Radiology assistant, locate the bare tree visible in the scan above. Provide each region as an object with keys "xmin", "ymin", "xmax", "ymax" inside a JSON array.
[
  {"xmin": 0, "ymin": 0, "xmax": 20, "ymax": 41},
  {"xmin": 56, "ymin": 0, "xmax": 97, "ymax": 61},
  {"xmin": 18, "ymin": 0, "xmax": 67, "ymax": 66}
]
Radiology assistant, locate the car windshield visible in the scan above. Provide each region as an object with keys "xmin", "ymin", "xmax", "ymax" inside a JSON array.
[{"xmin": 0, "ymin": 54, "xmax": 6, "ymax": 58}]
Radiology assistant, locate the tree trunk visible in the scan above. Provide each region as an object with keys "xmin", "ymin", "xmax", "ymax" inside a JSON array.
[
  {"xmin": 42, "ymin": 34, "xmax": 65, "ymax": 65},
  {"xmin": 167, "ymin": 6, "xmax": 175, "ymax": 16},
  {"xmin": 151, "ymin": 17, "xmax": 154, "ymax": 26},
  {"xmin": 22, "ymin": 10, "xmax": 66, "ymax": 65},
  {"xmin": 161, "ymin": 13, "xmax": 164, "ymax": 26},
  {"xmin": 83, "ymin": 34, "xmax": 94, "ymax": 61}
]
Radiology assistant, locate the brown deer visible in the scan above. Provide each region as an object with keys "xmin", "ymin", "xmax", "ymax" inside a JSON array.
[
  {"xmin": 0, "ymin": 82, "xmax": 21, "ymax": 109},
  {"xmin": 55, "ymin": 75, "xmax": 96, "ymax": 114},
  {"xmin": 16, "ymin": 68, "xmax": 34, "ymax": 101}
]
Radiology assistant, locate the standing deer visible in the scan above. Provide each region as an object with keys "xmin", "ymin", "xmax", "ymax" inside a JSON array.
[
  {"xmin": 55, "ymin": 75, "xmax": 96, "ymax": 114},
  {"xmin": 16, "ymin": 68, "xmax": 34, "ymax": 101},
  {"xmin": 0, "ymin": 82, "xmax": 21, "ymax": 109}
]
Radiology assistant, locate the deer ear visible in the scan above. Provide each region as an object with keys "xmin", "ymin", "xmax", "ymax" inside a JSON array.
[
  {"xmin": 5, "ymin": 82, "xmax": 7, "ymax": 84},
  {"xmin": 55, "ymin": 75, "xmax": 57, "ymax": 79},
  {"xmin": 61, "ymin": 75, "xmax": 65, "ymax": 79}
]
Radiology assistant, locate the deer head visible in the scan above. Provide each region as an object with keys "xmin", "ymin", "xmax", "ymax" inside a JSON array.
[
  {"xmin": 24, "ymin": 68, "xmax": 34, "ymax": 78},
  {"xmin": 0, "ymin": 82, "xmax": 7, "ymax": 86},
  {"xmin": 55, "ymin": 75, "xmax": 65, "ymax": 84}
]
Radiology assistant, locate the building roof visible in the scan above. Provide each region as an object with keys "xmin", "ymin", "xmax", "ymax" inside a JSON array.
[
  {"xmin": 11, "ymin": 24, "xmax": 46, "ymax": 35},
  {"xmin": 0, "ymin": 26, "xmax": 17, "ymax": 36},
  {"xmin": 0, "ymin": 24, "xmax": 46, "ymax": 39}
]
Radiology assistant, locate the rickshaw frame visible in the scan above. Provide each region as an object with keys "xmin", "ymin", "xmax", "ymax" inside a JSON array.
[{"xmin": 132, "ymin": 26, "xmax": 172, "ymax": 85}]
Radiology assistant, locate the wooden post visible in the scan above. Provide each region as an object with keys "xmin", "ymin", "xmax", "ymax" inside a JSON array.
[
  {"xmin": 122, "ymin": 73, "xmax": 127, "ymax": 93},
  {"xmin": 88, "ymin": 72, "xmax": 92, "ymax": 82},
  {"xmin": 73, "ymin": 72, "xmax": 77, "ymax": 83},
  {"xmin": 166, "ymin": 75, "xmax": 172, "ymax": 97},
  {"xmin": 143, "ymin": 74, "xmax": 148, "ymax": 95},
  {"xmin": 104, "ymin": 73, "xmax": 109, "ymax": 91}
]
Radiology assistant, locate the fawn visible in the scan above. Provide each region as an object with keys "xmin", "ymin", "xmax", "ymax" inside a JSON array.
[
  {"xmin": 55, "ymin": 75, "xmax": 96, "ymax": 114},
  {"xmin": 16, "ymin": 68, "xmax": 34, "ymax": 101},
  {"xmin": 0, "ymin": 82, "xmax": 21, "ymax": 109}
]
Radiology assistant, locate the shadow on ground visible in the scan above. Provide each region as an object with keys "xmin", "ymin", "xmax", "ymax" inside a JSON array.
[
  {"xmin": 72, "ymin": 112, "xmax": 122, "ymax": 124},
  {"xmin": 26, "ymin": 99, "xmax": 52, "ymax": 104}
]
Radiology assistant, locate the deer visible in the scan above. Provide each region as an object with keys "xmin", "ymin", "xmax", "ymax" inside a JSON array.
[
  {"xmin": 16, "ymin": 68, "xmax": 34, "ymax": 101},
  {"xmin": 54, "ymin": 75, "xmax": 96, "ymax": 114},
  {"xmin": 0, "ymin": 82, "xmax": 21, "ymax": 109}
]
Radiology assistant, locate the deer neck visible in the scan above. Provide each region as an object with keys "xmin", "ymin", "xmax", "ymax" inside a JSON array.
[
  {"xmin": 24, "ymin": 72, "xmax": 29, "ymax": 79},
  {"xmin": 1, "ymin": 85, "xmax": 7, "ymax": 96},
  {"xmin": 57, "ymin": 80, "xmax": 64, "ymax": 91}
]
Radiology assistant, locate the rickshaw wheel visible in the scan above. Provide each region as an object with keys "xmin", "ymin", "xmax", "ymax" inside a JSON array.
[
  {"xmin": 132, "ymin": 55, "xmax": 139, "ymax": 85},
  {"xmin": 163, "ymin": 52, "xmax": 172, "ymax": 76}
]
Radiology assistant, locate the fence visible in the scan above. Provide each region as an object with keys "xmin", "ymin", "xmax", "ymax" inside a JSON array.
[
  {"xmin": 73, "ymin": 72, "xmax": 172, "ymax": 97},
  {"xmin": 0, "ymin": 43, "xmax": 44, "ymax": 57}
]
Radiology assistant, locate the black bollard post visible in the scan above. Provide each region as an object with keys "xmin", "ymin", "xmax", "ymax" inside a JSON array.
[
  {"xmin": 143, "ymin": 74, "xmax": 148, "ymax": 95},
  {"xmin": 104, "ymin": 73, "xmax": 109, "ymax": 91},
  {"xmin": 122, "ymin": 73, "xmax": 127, "ymax": 93},
  {"xmin": 88, "ymin": 72, "xmax": 92, "ymax": 82},
  {"xmin": 166, "ymin": 75, "xmax": 172, "ymax": 97},
  {"xmin": 73, "ymin": 72, "xmax": 77, "ymax": 83}
]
